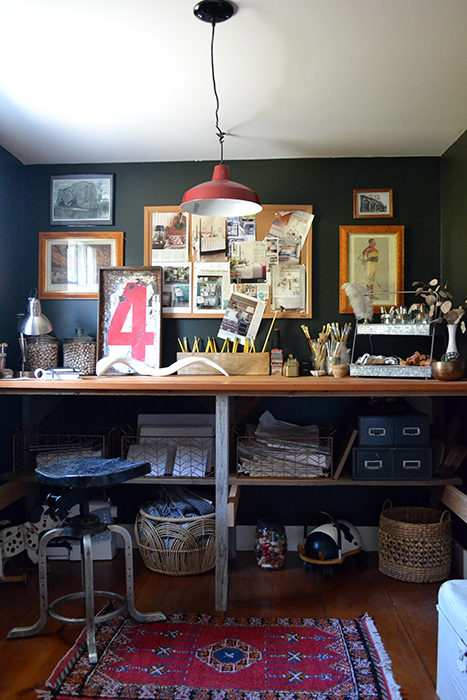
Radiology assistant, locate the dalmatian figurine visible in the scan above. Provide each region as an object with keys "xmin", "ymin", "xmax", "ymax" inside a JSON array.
[{"xmin": 0, "ymin": 505, "xmax": 61, "ymax": 578}]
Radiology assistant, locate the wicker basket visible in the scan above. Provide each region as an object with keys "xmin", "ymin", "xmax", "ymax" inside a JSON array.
[
  {"xmin": 135, "ymin": 507, "xmax": 216, "ymax": 576},
  {"xmin": 378, "ymin": 501, "xmax": 451, "ymax": 583}
]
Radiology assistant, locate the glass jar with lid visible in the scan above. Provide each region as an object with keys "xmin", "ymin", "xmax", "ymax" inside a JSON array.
[
  {"xmin": 63, "ymin": 328, "xmax": 96, "ymax": 375},
  {"xmin": 254, "ymin": 520, "xmax": 287, "ymax": 570},
  {"xmin": 25, "ymin": 334, "xmax": 59, "ymax": 372}
]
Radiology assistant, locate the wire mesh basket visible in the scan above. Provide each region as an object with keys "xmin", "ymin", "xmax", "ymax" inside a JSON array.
[
  {"xmin": 13, "ymin": 425, "xmax": 123, "ymax": 475},
  {"xmin": 135, "ymin": 507, "xmax": 216, "ymax": 575},
  {"xmin": 236, "ymin": 435, "xmax": 333, "ymax": 479},
  {"xmin": 378, "ymin": 500, "xmax": 451, "ymax": 582}
]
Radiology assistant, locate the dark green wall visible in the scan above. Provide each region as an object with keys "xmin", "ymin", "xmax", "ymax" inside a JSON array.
[
  {"xmin": 0, "ymin": 150, "xmax": 452, "ymax": 525},
  {"xmin": 18, "ymin": 157, "xmax": 440, "ymax": 370},
  {"xmin": 441, "ymin": 129, "xmax": 467, "ymax": 318},
  {"xmin": 0, "ymin": 146, "xmax": 24, "ymax": 468}
]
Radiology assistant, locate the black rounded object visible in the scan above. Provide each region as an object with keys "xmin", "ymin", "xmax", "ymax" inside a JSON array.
[
  {"xmin": 305, "ymin": 532, "xmax": 339, "ymax": 561},
  {"xmin": 193, "ymin": 0, "xmax": 235, "ymax": 23}
]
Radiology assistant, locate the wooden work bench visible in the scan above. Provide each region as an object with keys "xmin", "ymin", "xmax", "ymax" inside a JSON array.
[{"xmin": 0, "ymin": 374, "xmax": 466, "ymax": 609}]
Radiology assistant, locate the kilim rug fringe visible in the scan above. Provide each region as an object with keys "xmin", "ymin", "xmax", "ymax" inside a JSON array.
[{"xmin": 41, "ymin": 612, "xmax": 403, "ymax": 700}]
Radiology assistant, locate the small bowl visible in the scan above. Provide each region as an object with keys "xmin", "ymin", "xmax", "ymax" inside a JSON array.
[
  {"xmin": 431, "ymin": 360, "xmax": 465, "ymax": 381},
  {"xmin": 332, "ymin": 363, "xmax": 349, "ymax": 378}
]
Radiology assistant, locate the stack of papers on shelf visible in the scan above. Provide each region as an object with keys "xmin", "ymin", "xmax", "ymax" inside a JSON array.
[
  {"xmin": 237, "ymin": 410, "xmax": 332, "ymax": 478},
  {"xmin": 237, "ymin": 437, "xmax": 331, "ymax": 478}
]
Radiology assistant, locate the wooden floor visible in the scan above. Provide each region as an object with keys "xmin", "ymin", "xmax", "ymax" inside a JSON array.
[{"xmin": 0, "ymin": 549, "xmax": 444, "ymax": 700}]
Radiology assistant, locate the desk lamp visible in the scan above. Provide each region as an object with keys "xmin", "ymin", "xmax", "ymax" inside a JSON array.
[{"xmin": 17, "ymin": 289, "xmax": 53, "ymax": 375}]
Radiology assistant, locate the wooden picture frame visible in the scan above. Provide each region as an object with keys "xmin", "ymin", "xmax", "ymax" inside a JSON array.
[
  {"xmin": 97, "ymin": 266, "xmax": 163, "ymax": 371},
  {"xmin": 143, "ymin": 204, "xmax": 313, "ymax": 319},
  {"xmin": 339, "ymin": 225, "xmax": 404, "ymax": 314},
  {"xmin": 38, "ymin": 231, "xmax": 124, "ymax": 299},
  {"xmin": 50, "ymin": 174, "xmax": 114, "ymax": 225},
  {"xmin": 353, "ymin": 188, "xmax": 393, "ymax": 219}
]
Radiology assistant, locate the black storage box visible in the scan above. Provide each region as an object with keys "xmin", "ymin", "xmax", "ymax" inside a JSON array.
[
  {"xmin": 358, "ymin": 415, "xmax": 429, "ymax": 447},
  {"xmin": 353, "ymin": 447, "xmax": 432, "ymax": 480},
  {"xmin": 353, "ymin": 448, "xmax": 393, "ymax": 479}
]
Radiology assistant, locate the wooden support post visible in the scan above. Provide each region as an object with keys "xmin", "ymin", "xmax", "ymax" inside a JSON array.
[{"xmin": 215, "ymin": 394, "xmax": 230, "ymax": 611}]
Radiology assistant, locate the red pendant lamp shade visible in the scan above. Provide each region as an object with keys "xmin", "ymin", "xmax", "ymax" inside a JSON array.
[
  {"xmin": 180, "ymin": 1, "xmax": 262, "ymax": 217},
  {"xmin": 180, "ymin": 163, "xmax": 262, "ymax": 216}
]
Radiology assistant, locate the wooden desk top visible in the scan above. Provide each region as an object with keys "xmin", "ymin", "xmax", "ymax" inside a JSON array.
[{"xmin": 1, "ymin": 374, "xmax": 467, "ymax": 397}]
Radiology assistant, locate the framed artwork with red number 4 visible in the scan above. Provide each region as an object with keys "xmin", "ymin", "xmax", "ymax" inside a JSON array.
[{"xmin": 97, "ymin": 266, "xmax": 163, "ymax": 372}]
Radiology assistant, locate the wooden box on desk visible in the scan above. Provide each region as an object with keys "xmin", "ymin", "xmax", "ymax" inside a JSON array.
[{"xmin": 176, "ymin": 352, "xmax": 270, "ymax": 375}]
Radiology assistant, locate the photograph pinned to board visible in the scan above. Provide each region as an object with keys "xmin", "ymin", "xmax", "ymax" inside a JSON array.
[
  {"xmin": 271, "ymin": 264, "xmax": 306, "ymax": 311},
  {"xmin": 193, "ymin": 261, "xmax": 231, "ymax": 312},
  {"xmin": 191, "ymin": 215, "xmax": 227, "ymax": 259},
  {"xmin": 218, "ymin": 291, "xmax": 266, "ymax": 345},
  {"xmin": 226, "ymin": 215, "xmax": 256, "ymax": 255},
  {"xmin": 268, "ymin": 209, "xmax": 314, "ymax": 250},
  {"xmin": 230, "ymin": 240, "xmax": 267, "ymax": 282},
  {"xmin": 150, "ymin": 210, "xmax": 188, "ymax": 263},
  {"xmin": 234, "ymin": 282, "xmax": 269, "ymax": 304},
  {"xmin": 161, "ymin": 264, "xmax": 191, "ymax": 312}
]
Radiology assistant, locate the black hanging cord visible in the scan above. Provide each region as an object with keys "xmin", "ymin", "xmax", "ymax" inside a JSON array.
[{"xmin": 210, "ymin": 20, "xmax": 225, "ymax": 162}]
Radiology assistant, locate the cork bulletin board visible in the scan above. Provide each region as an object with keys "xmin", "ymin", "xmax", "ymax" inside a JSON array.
[{"xmin": 143, "ymin": 204, "xmax": 313, "ymax": 319}]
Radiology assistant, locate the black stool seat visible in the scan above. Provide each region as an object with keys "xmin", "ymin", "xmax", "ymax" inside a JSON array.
[
  {"xmin": 8, "ymin": 456, "xmax": 165, "ymax": 664},
  {"xmin": 36, "ymin": 456, "xmax": 150, "ymax": 488}
]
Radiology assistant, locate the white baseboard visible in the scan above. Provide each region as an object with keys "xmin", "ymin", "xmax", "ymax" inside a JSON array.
[{"xmin": 235, "ymin": 525, "xmax": 379, "ymax": 552}]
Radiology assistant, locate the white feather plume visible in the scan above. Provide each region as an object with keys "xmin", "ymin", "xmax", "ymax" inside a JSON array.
[{"xmin": 342, "ymin": 282, "xmax": 374, "ymax": 322}]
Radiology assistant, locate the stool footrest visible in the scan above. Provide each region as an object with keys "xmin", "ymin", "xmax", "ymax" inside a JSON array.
[{"xmin": 48, "ymin": 590, "xmax": 127, "ymax": 625}]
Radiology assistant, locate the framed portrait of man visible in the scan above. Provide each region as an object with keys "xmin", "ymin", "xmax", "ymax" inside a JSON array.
[{"xmin": 339, "ymin": 225, "xmax": 404, "ymax": 313}]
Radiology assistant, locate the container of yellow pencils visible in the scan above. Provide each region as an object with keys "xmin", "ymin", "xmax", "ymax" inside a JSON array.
[{"xmin": 176, "ymin": 352, "xmax": 270, "ymax": 375}]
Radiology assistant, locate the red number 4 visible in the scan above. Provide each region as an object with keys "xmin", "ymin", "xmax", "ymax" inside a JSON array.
[{"xmin": 107, "ymin": 282, "xmax": 155, "ymax": 361}]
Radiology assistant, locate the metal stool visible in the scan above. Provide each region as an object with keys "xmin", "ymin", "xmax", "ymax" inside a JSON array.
[{"xmin": 8, "ymin": 457, "xmax": 165, "ymax": 663}]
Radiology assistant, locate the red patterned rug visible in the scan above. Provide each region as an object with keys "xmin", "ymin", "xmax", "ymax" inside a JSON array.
[{"xmin": 43, "ymin": 612, "xmax": 402, "ymax": 699}]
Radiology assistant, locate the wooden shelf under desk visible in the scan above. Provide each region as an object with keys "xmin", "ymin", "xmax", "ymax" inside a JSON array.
[{"xmin": 1, "ymin": 374, "xmax": 466, "ymax": 611}]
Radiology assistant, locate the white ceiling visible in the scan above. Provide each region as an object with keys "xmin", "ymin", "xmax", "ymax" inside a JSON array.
[{"xmin": 0, "ymin": 0, "xmax": 466, "ymax": 165}]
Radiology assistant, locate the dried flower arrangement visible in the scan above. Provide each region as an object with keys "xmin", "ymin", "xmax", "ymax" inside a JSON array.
[{"xmin": 412, "ymin": 278, "xmax": 466, "ymax": 332}]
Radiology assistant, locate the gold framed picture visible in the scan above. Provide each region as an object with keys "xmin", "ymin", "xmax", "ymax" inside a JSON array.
[
  {"xmin": 38, "ymin": 231, "xmax": 124, "ymax": 299},
  {"xmin": 353, "ymin": 188, "xmax": 393, "ymax": 219},
  {"xmin": 339, "ymin": 225, "xmax": 404, "ymax": 313}
]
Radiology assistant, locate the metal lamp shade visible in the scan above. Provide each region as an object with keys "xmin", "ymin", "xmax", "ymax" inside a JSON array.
[
  {"xmin": 17, "ymin": 295, "xmax": 53, "ymax": 336},
  {"xmin": 180, "ymin": 164, "xmax": 262, "ymax": 217}
]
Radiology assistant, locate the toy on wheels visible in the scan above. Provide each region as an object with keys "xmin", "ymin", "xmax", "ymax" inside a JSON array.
[{"xmin": 298, "ymin": 511, "xmax": 363, "ymax": 578}]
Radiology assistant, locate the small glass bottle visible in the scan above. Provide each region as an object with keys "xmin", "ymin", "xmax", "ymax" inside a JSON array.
[
  {"xmin": 254, "ymin": 520, "xmax": 287, "ymax": 570},
  {"xmin": 283, "ymin": 354, "xmax": 299, "ymax": 376}
]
